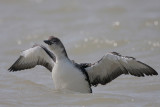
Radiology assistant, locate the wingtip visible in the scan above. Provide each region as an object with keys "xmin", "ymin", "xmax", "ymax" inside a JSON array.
[
  {"xmin": 8, "ymin": 65, "xmax": 18, "ymax": 72},
  {"xmin": 148, "ymin": 67, "xmax": 158, "ymax": 76},
  {"xmin": 8, "ymin": 67, "xmax": 14, "ymax": 72},
  {"xmin": 153, "ymin": 70, "xmax": 158, "ymax": 75},
  {"xmin": 137, "ymin": 61, "xmax": 158, "ymax": 76},
  {"xmin": 143, "ymin": 69, "xmax": 158, "ymax": 77}
]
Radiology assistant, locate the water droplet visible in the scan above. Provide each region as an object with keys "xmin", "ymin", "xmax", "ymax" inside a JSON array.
[
  {"xmin": 84, "ymin": 38, "xmax": 88, "ymax": 42},
  {"xmin": 154, "ymin": 21, "xmax": 158, "ymax": 26},
  {"xmin": 153, "ymin": 42, "xmax": 160, "ymax": 47},
  {"xmin": 17, "ymin": 40, "xmax": 22, "ymax": 45},
  {"xmin": 113, "ymin": 42, "xmax": 117, "ymax": 47},
  {"xmin": 113, "ymin": 21, "xmax": 120, "ymax": 27},
  {"xmin": 132, "ymin": 48, "xmax": 135, "ymax": 51},
  {"xmin": 131, "ymin": 98, "xmax": 135, "ymax": 102}
]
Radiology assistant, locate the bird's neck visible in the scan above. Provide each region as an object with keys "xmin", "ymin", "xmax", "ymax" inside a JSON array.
[{"xmin": 54, "ymin": 48, "xmax": 69, "ymax": 61}]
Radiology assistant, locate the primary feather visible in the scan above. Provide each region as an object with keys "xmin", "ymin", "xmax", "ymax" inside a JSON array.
[
  {"xmin": 85, "ymin": 52, "xmax": 158, "ymax": 86},
  {"xmin": 8, "ymin": 45, "xmax": 55, "ymax": 72}
]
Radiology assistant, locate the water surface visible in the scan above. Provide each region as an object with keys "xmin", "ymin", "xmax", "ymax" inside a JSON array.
[{"xmin": 0, "ymin": 0, "xmax": 160, "ymax": 107}]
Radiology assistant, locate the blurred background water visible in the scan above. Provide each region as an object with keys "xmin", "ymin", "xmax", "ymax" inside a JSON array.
[{"xmin": 0, "ymin": 0, "xmax": 160, "ymax": 107}]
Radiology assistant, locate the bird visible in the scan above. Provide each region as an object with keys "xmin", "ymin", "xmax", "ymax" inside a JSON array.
[{"xmin": 8, "ymin": 36, "xmax": 158, "ymax": 93}]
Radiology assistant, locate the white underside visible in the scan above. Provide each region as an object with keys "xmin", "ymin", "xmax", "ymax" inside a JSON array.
[{"xmin": 52, "ymin": 58, "xmax": 91, "ymax": 93}]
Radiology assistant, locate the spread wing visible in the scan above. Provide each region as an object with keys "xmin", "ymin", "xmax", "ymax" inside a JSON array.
[
  {"xmin": 8, "ymin": 45, "xmax": 55, "ymax": 72},
  {"xmin": 85, "ymin": 52, "xmax": 158, "ymax": 86}
]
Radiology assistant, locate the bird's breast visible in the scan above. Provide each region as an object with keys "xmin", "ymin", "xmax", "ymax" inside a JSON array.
[{"xmin": 52, "ymin": 60, "xmax": 91, "ymax": 93}]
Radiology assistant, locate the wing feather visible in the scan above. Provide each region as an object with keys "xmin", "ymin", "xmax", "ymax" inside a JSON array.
[
  {"xmin": 85, "ymin": 52, "xmax": 158, "ymax": 86},
  {"xmin": 8, "ymin": 45, "xmax": 55, "ymax": 72}
]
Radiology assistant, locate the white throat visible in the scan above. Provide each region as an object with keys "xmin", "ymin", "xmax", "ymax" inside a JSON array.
[{"xmin": 49, "ymin": 46, "xmax": 68, "ymax": 61}]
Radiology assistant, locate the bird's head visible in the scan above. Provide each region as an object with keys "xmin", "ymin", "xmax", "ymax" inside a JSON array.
[{"xmin": 44, "ymin": 36, "xmax": 68, "ymax": 58}]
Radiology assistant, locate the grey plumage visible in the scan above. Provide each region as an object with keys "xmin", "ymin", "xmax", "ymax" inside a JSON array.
[
  {"xmin": 9, "ymin": 45, "xmax": 55, "ymax": 72},
  {"xmin": 85, "ymin": 52, "xmax": 158, "ymax": 86},
  {"xmin": 8, "ymin": 36, "xmax": 158, "ymax": 93}
]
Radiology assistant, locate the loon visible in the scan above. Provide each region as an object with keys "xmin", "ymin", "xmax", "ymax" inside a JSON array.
[{"xmin": 8, "ymin": 36, "xmax": 158, "ymax": 93}]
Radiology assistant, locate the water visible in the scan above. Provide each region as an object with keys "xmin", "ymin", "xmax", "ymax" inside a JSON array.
[{"xmin": 0, "ymin": 0, "xmax": 160, "ymax": 107}]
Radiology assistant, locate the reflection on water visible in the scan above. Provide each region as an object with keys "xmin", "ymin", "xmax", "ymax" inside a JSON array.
[{"xmin": 0, "ymin": 0, "xmax": 160, "ymax": 107}]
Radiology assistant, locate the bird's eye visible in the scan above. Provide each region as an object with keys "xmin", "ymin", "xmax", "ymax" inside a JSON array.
[{"xmin": 52, "ymin": 40, "xmax": 57, "ymax": 44}]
